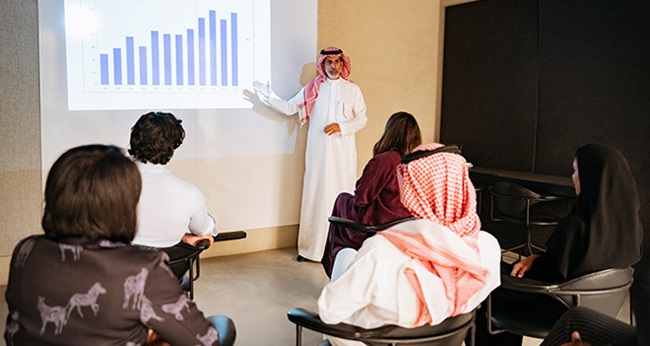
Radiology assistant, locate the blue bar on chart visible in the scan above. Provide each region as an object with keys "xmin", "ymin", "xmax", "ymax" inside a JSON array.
[
  {"xmin": 126, "ymin": 37, "xmax": 135, "ymax": 85},
  {"xmin": 198, "ymin": 18, "xmax": 206, "ymax": 86},
  {"xmin": 97, "ymin": 8, "xmax": 240, "ymax": 88},
  {"xmin": 231, "ymin": 12, "xmax": 238, "ymax": 86},
  {"xmin": 209, "ymin": 10, "xmax": 217, "ymax": 86},
  {"xmin": 139, "ymin": 46, "xmax": 147, "ymax": 85},
  {"xmin": 175, "ymin": 34, "xmax": 184, "ymax": 85},
  {"xmin": 100, "ymin": 54, "xmax": 109, "ymax": 85},
  {"xmin": 151, "ymin": 31, "xmax": 160, "ymax": 85},
  {"xmin": 220, "ymin": 19, "xmax": 227, "ymax": 86},
  {"xmin": 163, "ymin": 34, "xmax": 172, "ymax": 85},
  {"xmin": 187, "ymin": 29, "xmax": 195, "ymax": 86},
  {"xmin": 113, "ymin": 48, "xmax": 122, "ymax": 85}
]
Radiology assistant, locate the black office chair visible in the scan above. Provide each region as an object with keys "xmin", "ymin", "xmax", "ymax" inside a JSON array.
[
  {"xmin": 287, "ymin": 308, "xmax": 475, "ymax": 346},
  {"xmin": 487, "ymin": 267, "xmax": 634, "ymax": 339},
  {"xmin": 489, "ymin": 182, "xmax": 567, "ymax": 257},
  {"xmin": 296, "ymin": 216, "xmax": 476, "ymax": 346}
]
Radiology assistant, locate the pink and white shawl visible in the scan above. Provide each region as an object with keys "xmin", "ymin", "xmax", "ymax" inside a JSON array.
[
  {"xmin": 380, "ymin": 142, "xmax": 486, "ymax": 326},
  {"xmin": 297, "ymin": 46, "xmax": 351, "ymax": 125}
]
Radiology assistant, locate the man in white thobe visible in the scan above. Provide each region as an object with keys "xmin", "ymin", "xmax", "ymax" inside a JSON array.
[{"xmin": 251, "ymin": 47, "xmax": 367, "ymax": 261}]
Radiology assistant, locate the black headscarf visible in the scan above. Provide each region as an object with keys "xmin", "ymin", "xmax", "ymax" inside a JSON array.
[{"xmin": 545, "ymin": 144, "xmax": 643, "ymax": 279}]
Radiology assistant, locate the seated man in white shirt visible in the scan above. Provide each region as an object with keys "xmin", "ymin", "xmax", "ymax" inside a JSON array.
[
  {"xmin": 129, "ymin": 111, "xmax": 218, "ymax": 278},
  {"xmin": 317, "ymin": 143, "xmax": 501, "ymax": 346}
]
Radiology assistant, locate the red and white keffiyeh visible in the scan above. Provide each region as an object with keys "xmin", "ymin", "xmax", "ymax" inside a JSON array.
[
  {"xmin": 397, "ymin": 142, "xmax": 481, "ymax": 242},
  {"xmin": 381, "ymin": 142, "xmax": 485, "ymax": 326},
  {"xmin": 297, "ymin": 46, "xmax": 351, "ymax": 125}
]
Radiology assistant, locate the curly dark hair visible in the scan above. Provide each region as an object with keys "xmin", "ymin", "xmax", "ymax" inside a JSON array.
[
  {"xmin": 42, "ymin": 144, "xmax": 141, "ymax": 243},
  {"xmin": 128, "ymin": 111, "xmax": 185, "ymax": 164},
  {"xmin": 372, "ymin": 111, "xmax": 422, "ymax": 156}
]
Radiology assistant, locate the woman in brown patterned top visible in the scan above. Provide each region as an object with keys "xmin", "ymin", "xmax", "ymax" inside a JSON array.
[{"xmin": 4, "ymin": 144, "xmax": 228, "ymax": 346}]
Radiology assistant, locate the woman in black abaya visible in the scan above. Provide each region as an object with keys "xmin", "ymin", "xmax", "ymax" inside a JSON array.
[{"xmin": 474, "ymin": 144, "xmax": 643, "ymax": 345}]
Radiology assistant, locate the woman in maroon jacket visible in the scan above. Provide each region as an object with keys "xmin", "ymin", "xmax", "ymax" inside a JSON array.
[{"xmin": 321, "ymin": 111, "xmax": 421, "ymax": 277}]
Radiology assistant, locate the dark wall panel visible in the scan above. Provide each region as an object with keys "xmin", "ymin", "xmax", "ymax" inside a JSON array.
[
  {"xmin": 441, "ymin": 0, "xmax": 539, "ymax": 171},
  {"xmin": 536, "ymin": 0, "xmax": 650, "ymax": 175},
  {"xmin": 441, "ymin": 0, "xmax": 650, "ymax": 237},
  {"xmin": 535, "ymin": 0, "xmax": 650, "ymax": 234}
]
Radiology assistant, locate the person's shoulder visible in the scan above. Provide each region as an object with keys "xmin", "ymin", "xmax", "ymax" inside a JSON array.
[
  {"xmin": 369, "ymin": 150, "xmax": 402, "ymax": 168},
  {"xmin": 358, "ymin": 234, "xmax": 394, "ymax": 256},
  {"xmin": 147, "ymin": 168, "xmax": 204, "ymax": 195},
  {"xmin": 12, "ymin": 234, "xmax": 44, "ymax": 252},
  {"xmin": 375, "ymin": 150, "xmax": 402, "ymax": 161}
]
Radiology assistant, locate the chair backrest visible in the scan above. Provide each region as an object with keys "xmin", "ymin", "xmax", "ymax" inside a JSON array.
[
  {"xmin": 359, "ymin": 312, "xmax": 474, "ymax": 346},
  {"xmin": 552, "ymin": 267, "xmax": 634, "ymax": 317},
  {"xmin": 287, "ymin": 308, "xmax": 474, "ymax": 346},
  {"xmin": 489, "ymin": 182, "xmax": 567, "ymax": 226},
  {"xmin": 489, "ymin": 182, "xmax": 541, "ymax": 217}
]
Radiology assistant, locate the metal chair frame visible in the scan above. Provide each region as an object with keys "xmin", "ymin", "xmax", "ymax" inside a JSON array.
[
  {"xmin": 487, "ymin": 267, "xmax": 634, "ymax": 339},
  {"xmin": 288, "ymin": 308, "xmax": 475, "ymax": 346},
  {"xmin": 489, "ymin": 182, "xmax": 567, "ymax": 257}
]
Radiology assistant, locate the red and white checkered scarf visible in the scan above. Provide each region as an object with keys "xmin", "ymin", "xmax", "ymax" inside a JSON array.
[
  {"xmin": 398, "ymin": 143, "xmax": 480, "ymax": 241},
  {"xmin": 297, "ymin": 47, "xmax": 351, "ymax": 125},
  {"xmin": 381, "ymin": 143, "xmax": 485, "ymax": 325}
]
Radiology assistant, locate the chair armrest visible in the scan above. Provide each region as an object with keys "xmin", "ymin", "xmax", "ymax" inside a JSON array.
[
  {"xmin": 499, "ymin": 274, "xmax": 560, "ymax": 294},
  {"xmin": 194, "ymin": 239, "xmax": 212, "ymax": 250},
  {"xmin": 214, "ymin": 231, "xmax": 247, "ymax": 242},
  {"xmin": 327, "ymin": 216, "xmax": 415, "ymax": 233}
]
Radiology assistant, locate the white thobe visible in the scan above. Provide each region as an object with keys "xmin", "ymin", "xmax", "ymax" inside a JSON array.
[
  {"xmin": 264, "ymin": 78, "xmax": 367, "ymax": 260},
  {"xmin": 132, "ymin": 162, "xmax": 217, "ymax": 248},
  {"xmin": 317, "ymin": 220, "xmax": 502, "ymax": 346}
]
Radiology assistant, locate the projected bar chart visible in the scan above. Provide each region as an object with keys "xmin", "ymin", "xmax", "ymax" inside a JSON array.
[
  {"xmin": 65, "ymin": 0, "xmax": 270, "ymax": 110},
  {"xmin": 97, "ymin": 11, "xmax": 239, "ymax": 87}
]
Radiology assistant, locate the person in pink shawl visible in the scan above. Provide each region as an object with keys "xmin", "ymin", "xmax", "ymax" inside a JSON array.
[
  {"xmin": 317, "ymin": 143, "xmax": 501, "ymax": 346},
  {"xmin": 250, "ymin": 47, "xmax": 368, "ymax": 262}
]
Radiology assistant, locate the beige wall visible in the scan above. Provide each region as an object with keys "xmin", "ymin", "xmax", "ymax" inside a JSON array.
[
  {"xmin": 0, "ymin": 0, "xmax": 470, "ymax": 285},
  {"xmin": 0, "ymin": 0, "xmax": 42, "ymax": 285},
  {"xmin": 319, "ymin": 0, "xmax": 445, "ymax": 172}
]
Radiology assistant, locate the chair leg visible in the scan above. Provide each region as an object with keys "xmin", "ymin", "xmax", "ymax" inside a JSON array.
[
  {"xmin": 524, "ymin": 227, "xmax": 546, "ymax": 256},
  {"xmin": 468, "ymin": 320, "xmax": 475, "ymax": 346},
  {"xmin": 295, "ymin": 324, "xmax": 302, "ymax": 346},
  {"xmin": 486, "ymin": 294, "xmax": 505, "ymax": 335},
  {"xmin": 187, "ymin": 259, "xmax": 194, "ymax": 300}
]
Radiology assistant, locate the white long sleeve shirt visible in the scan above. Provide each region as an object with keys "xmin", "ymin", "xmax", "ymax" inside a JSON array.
[{"xmin": 132, "ymin": 162, "xmax": 217, "ymax": 248}]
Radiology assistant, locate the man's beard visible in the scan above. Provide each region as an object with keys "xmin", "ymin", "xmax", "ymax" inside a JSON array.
[{"xmin": 326, "ymin": 70, "xmax": 340, "ymax": 79}]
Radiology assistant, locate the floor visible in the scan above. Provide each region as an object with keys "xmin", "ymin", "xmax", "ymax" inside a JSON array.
[{"xmin": 1, "ymin": 247, "xmax": 630, "ymax": 346}]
